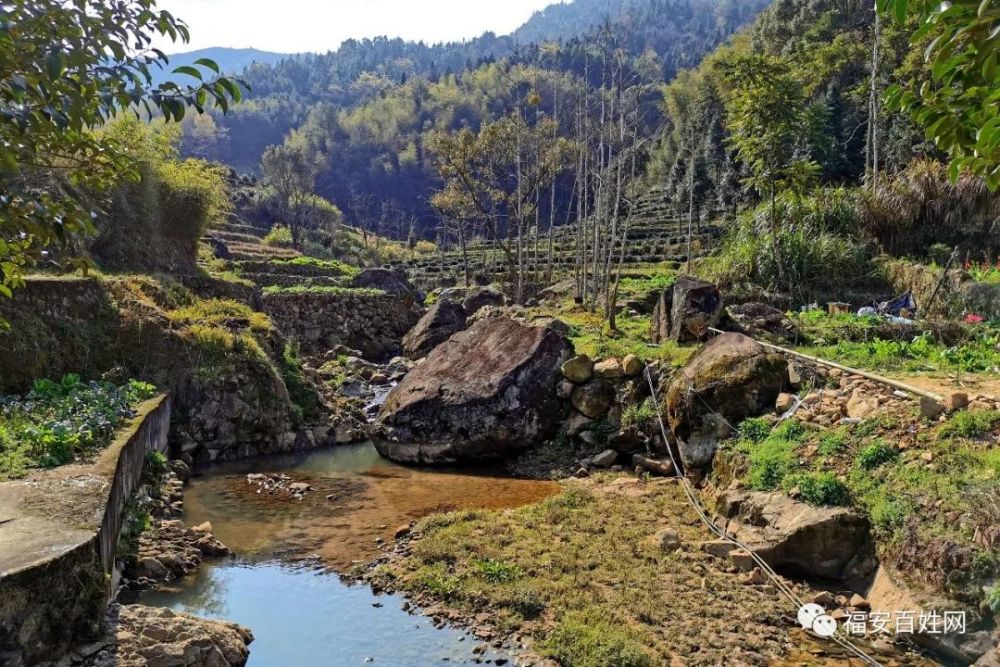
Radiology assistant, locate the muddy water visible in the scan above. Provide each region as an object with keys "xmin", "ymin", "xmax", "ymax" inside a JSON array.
[
  {"xmin": 137, "ymin": 443, "xmax": 557, "ymax": 666},
  {"xmin": 181, "ymin": 441, "xmax": 559, "ymax": 568}
]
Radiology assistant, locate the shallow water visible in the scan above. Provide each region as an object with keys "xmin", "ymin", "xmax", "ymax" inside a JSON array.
[
  {"xmin": 138, "ymin": 442, "xmax": 557, "ymax": 666},
  {"xmin": 138, "ymin": 561, "xmax": 511, "ymax": 666},
  {"xmin": 181, "ymin": 442, "xmax": 560, "ymax": 568}
]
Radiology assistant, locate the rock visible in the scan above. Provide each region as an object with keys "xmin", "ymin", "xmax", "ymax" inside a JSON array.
[
  {"xmin": 108, "ymin": 604, "xmax": 252, "ymax": 667},
  {"xmin": 665, "ymin": 333, "xmax": 788, "ymax": 470},
  {"xmin": 136, "ymin": 557, "xmax": 168, "ymax": 580},
  {"xmin": 725, "ymin": 302, "xmax": 797, "ymax": 342},
  {"xmin": 775, "ymin": 392, "xmax": 796, "ymax": 414},
  {"xmin": 729, "ymin": 549, "xmax": 756, "ymax": 572},
  {"xmin": 563, "ymin": 413, "xmax": 592, "ymax": 437},
  {"xmin": 394, "ymin": 524, "xmax": 411, "ymax": 540},
  {"xmin": 561, "ymin": 355, "xmax": 594, "ymax": 383},
  {"xmin": 811, "ymin": 591, "xmax": 835, "ymax": 607},
  {"xmin": 591, "ymin": 449, "xmax": 618, "ymax": 468},
  {"xmin": 462, "ymin": 286, "xmax": 505, "ymax": 315},
  {"xmin": 655, "ymin": 528, "xmax": 681, "ymax": 551},
  {"xmin": 632, "ymin": 455, "xmax": 675, "ymax": 477},
  {"xmin": 351, "ymin": 267, "xmax": 422, "ymax": 307},
  {"xmin": 167, "ymin": 459, "xmax": 191, "ymax": 483},
  {"xmin": 920, "ymin": 396, "xmax": 946, "ymax": 419},
  {"xmin": 402, "ymin": 299, "xmax": 468, "ymax": 359},
  {"xmin": 715, "ymin": 490, "xmax": 873, "ymax": 580},
  {"xmin": 578, "ymin": 430, "xmax": 598, "ymax": 445},
  {"xmin": 570, "ymin": 379, "xmax": 615, "ymax": 419},
  {"xmin": 650, "ymin": 286, "xmax": 674, "ymax": 343},
  {"xmin": 593, "ymin": 358, "xmax": 624, "ymax": 380},
  {"xmin": 376, "ymin": 317, "xmax": 571, "ymax": 463},
  {"xmin": 556, "ymin": 379, "xmax": 575, "ymax": 399},
  {"xmin": 622, "ymin": 354, "xmax": 643, "ymax": 377},
  {"xmin": 846, "ymin": 389, "xmax": 879, "ymax": 419},
  {"xmin": 946, "ymin": 392, "xmax": 969, "ymax": 412},
  {"xmin": 668, "ymin": 276, "xmax": 723, "ymax": 343},
  {"xmin": 700, "ymin": 540, "xmax": 738, "ymax": 559},
  {"xmin": 191, "ymin": 522, "xmax": 213, "ymax": 534},
  {"xmin": 849, "ymin": 594, "xmax": 870, "ymax": 610}
]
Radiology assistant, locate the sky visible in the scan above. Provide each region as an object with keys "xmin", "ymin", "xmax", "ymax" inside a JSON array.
[{"xmin": 155, "ymin": 0, "xmax": 561, "ymax": 54}]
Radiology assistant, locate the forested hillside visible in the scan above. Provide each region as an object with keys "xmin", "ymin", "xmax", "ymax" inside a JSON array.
[{"xmin": 179, "ymin": 0, "xmax": 771, "ymax": 229}]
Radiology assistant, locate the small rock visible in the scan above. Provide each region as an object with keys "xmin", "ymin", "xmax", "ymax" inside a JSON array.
[
  {"xmin": 191, "ymin": 521, "xmax": 213, "ymax": 534},
  {"xmin": 946, "ymin": 392, "xmax": 969, "ymax": 412},
  {"xmin": 920, "ymin": 397, "xmax": 946, "ymax": 419},
  {"xmin": 593, "ymin": 358, "xmax": 624, "ymax": 380},
  {"xmin": 655, "ymin": 528, "xmax": 681, "ymax": 551},
  {"xmin": 811, "ymin": 591, "xmax": 835, "ymax": 607},
  {"xmin": 920, "ymin": 451, "xmax": 934, "ymax": 463},
  {"xmin": 591, "ymin": 449, "xmax": 618, "ymax": 468},
  {"xmin": 622, "ymin": 354, "xmax": 643, "ymax": 377},
  {"xmin": 561, "ymin": 355, "xmax": 594, "ymax": 384},
  {"xmin": 394, "ymin": 524, "xmax": 411, "ymax": 540},
  {"xmin": 849, "ymin": 594, "xmax": 870, "ymax": 610},
  {"xmin": 775, "ymin": 392, "xmax": 796, "ymax": 413},
  {"xmin": 700, "ymin": 540, "xmax": 737, "ymax": 559},
  {"xmin": 729, "ymin": 548, "xmax": 756, "ymax": 572}
]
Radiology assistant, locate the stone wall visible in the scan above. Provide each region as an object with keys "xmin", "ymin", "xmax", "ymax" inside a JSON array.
[
  {"xmin": 0, "ymin": 396, "xmax": 170, "ymax": 665},
  {"xmin": 263, "ymin": 290, "xmax": 421, "ymax": 360}
]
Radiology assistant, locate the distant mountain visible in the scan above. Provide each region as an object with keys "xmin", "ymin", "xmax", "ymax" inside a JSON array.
[
  {"xmin": 513, "ymin": 0, "xmax": 632, "ymax": 43},
  {"xmin": 152, "ymin": 48, "xmax": 289, "ymax": 86}
]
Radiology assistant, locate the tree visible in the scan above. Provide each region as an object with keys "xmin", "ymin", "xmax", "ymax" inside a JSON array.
[
  {"xmin": 879, "ymin": 0, "xmax": 1000, "ymax": 189},
  {"xmin": 0, "ymin": 0, "xmax": 244, "ymax": 315},
  {"xmin": 260, "ymin": 144, "xmax": 319, "ymax": 248},
  {"xmin": 722, "ymin": 55, "xmax": 822, "ymax": 290},
  {"xmin": 429, "ymin": 113, "xmax": 571, "ymax": 302}
]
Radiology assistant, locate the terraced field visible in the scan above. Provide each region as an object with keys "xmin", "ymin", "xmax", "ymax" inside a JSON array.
[
  {"xmin": 202, "ymin": 223, "xmax": 357, "ymax": 290},
  {"xmin": 400, "ymin": 189, "xmax": 723, "ymax": 288}
]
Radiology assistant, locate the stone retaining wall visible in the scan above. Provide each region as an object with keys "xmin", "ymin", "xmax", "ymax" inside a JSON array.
[
  {"xmin": 0, "ymin": 395, "xmax": 170, "ymax": 665},
  {"xmin": 263, "ymin": 290, "xmax": 421, "ymax": 360}
]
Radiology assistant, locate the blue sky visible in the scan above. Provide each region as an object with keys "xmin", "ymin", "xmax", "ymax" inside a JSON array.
[{"xmin": 156, "ymin": 0, "xmax": 560, "ymax": 53}]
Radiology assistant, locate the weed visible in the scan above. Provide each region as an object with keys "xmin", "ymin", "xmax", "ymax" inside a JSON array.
[
  {"xmin": 621, "ymin": 399, "xmax": 656, "ymax": 429},
  {"xmin": 475, "ymin": 558, "xmax": 523, "ymax": 584},
  {"xmin": 738, "ymin": 417, "xmax": 771, "ymax": 444},
  {"xmin": 986, "ymin": 585, "xmax": 1000, "ymax": 614},
  {"xmin": 854, "ymin": 440, "xmax": 900, "ymax": 470},
  {"xmin": 543, "ymin": 613, "xmax": 653, "ymax": 667},
  {"xmin": 748, "ymin": 438, "xmax": 798, "ymax": 490},
  {"xmin": 817, "ymin": 430, "xmax": 848, "ymax": 456},
  {"xmin": 940, "ymin": 410, "xmax": 1000, "ymax": 439},
  {"xmin": 263, "ymin": 225, "xmax": 293, "ymax": 247}
]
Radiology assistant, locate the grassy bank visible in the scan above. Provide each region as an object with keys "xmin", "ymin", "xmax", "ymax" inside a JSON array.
[{"xmin": 371, "ymin": 477, "xmax": 792, "ymax": 667}]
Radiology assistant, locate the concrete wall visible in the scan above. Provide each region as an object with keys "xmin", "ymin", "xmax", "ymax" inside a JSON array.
[
  {"xmin": 0, "ymin": 395, "xmax": 170, "ymax": 665},
  {"xmin": 262, "ymin": 290, "xmax": 420, "ymax": 360}
]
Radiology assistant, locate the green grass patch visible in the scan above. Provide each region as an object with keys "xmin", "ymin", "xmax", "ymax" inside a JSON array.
[
  {"xmin": 939, "ymin": 409, "xmax": 1000, "ymax": 439},
  {"xmin": 543, "ymin": 612, "xmax": 654, "ymax": 667},
  {"xmin": 854, "ymin": 440, "xmax": 900, "ymax": 471}
]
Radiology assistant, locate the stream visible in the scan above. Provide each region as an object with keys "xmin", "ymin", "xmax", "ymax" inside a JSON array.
[{"xmin": 134, "ymin": 442, "xmax": 560, "ymax": 666}]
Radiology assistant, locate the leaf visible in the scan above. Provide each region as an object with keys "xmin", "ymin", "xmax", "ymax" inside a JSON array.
[
  {"xmin": 894, "ymin": 0, "xmax": 910, "ymax": 23},
  {"xmin": 172, "ymin": 65, "xmax": 203, "ymax": 80},
  {"xmin": 194, "ymin": 58, "xmax": 221, "ymax": 74}
]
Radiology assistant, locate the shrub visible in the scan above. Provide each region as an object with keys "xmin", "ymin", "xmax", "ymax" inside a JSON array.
[
  {"xmin": 621, "ymin": 399, "xmax": 656, "ymax": 429},
  {"xmin": 738, "ymin": 417, "xmax": 772, "ymax": 444},
  {"xmin": 704, "ymin": 189, "xmax": 871, "ymax": 295},
  {"xmin": 264, "ymin": 225, "xmax": 294, "ymax": 247},
  {"xmin": 940, "ymin": 410, "xmax": 1000, "ymax": 439},
  {"xmin": 280, "ymin": 343, "xmax": 320, "ymax": 426},
  {"xmin": 785, "ymin": 471, "xmax": 850, "ymax": 506},
  {"xmin": 987, "ymin": 585, "xmax": 1000, "ymax": 614},
  {"xmin": 855, "ymin": 440, "xmax": 901, "ymax": 470},
  {"xmin": 544, "ymin": 613, "xmax": 653, "ymax": 667}
]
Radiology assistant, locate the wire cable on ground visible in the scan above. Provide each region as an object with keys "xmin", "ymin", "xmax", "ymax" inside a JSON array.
[{"xmin": 642, "ymin": 366, "xmax": 883, "ymax": 666}]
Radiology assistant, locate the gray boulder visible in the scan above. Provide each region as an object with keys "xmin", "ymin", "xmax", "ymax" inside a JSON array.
[
  {"xmin": 402, "ymin": 300, "xmax": 467, "ymax": 359},
  {"xmin": 463, "ymin": 286, "xmax": 505, "ymax": 315},
  {"xmin": 571, "ymin": 379, "xmax": 615, "ymax": 419},
  {"xmin": 665, "ymin": 332, "xmax": 787, "ymax": 470},
  {"xmin": 377, "ymin": 317, "xmax": 571, "ymax": 463},
  {"xmin": 351, "ymin": 267, "xmax": 422, "ymax": 307},
  {"xmin": 651, "ymin": 276, "xmax": 723, "ymax": 344}
]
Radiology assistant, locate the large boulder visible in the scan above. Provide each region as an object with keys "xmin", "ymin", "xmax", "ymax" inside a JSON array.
[
  {"xmin": 402, "ymin": 300, "xmax": 467, "ymax": 359},
  {"xmin": 462, "ymin": 286, "xmax": 505, "ymax": 315},
  {"xmin": 350, "ymin": 268, "xmax": 422, "ymax": 308},
  {"xmin": 715, "ymin": 490, "xmax": 873, "ymax": 580},
  {"xmin": 651, "ymin": 276, "xmax": 723, "ymax": 344},
  {"xmin": 376, "ymin": 317, "xmax": 572, "ymax": 463},
  {"xmin": 665, "ymin": 333, "xmax": 787, "ymax": 469}
]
